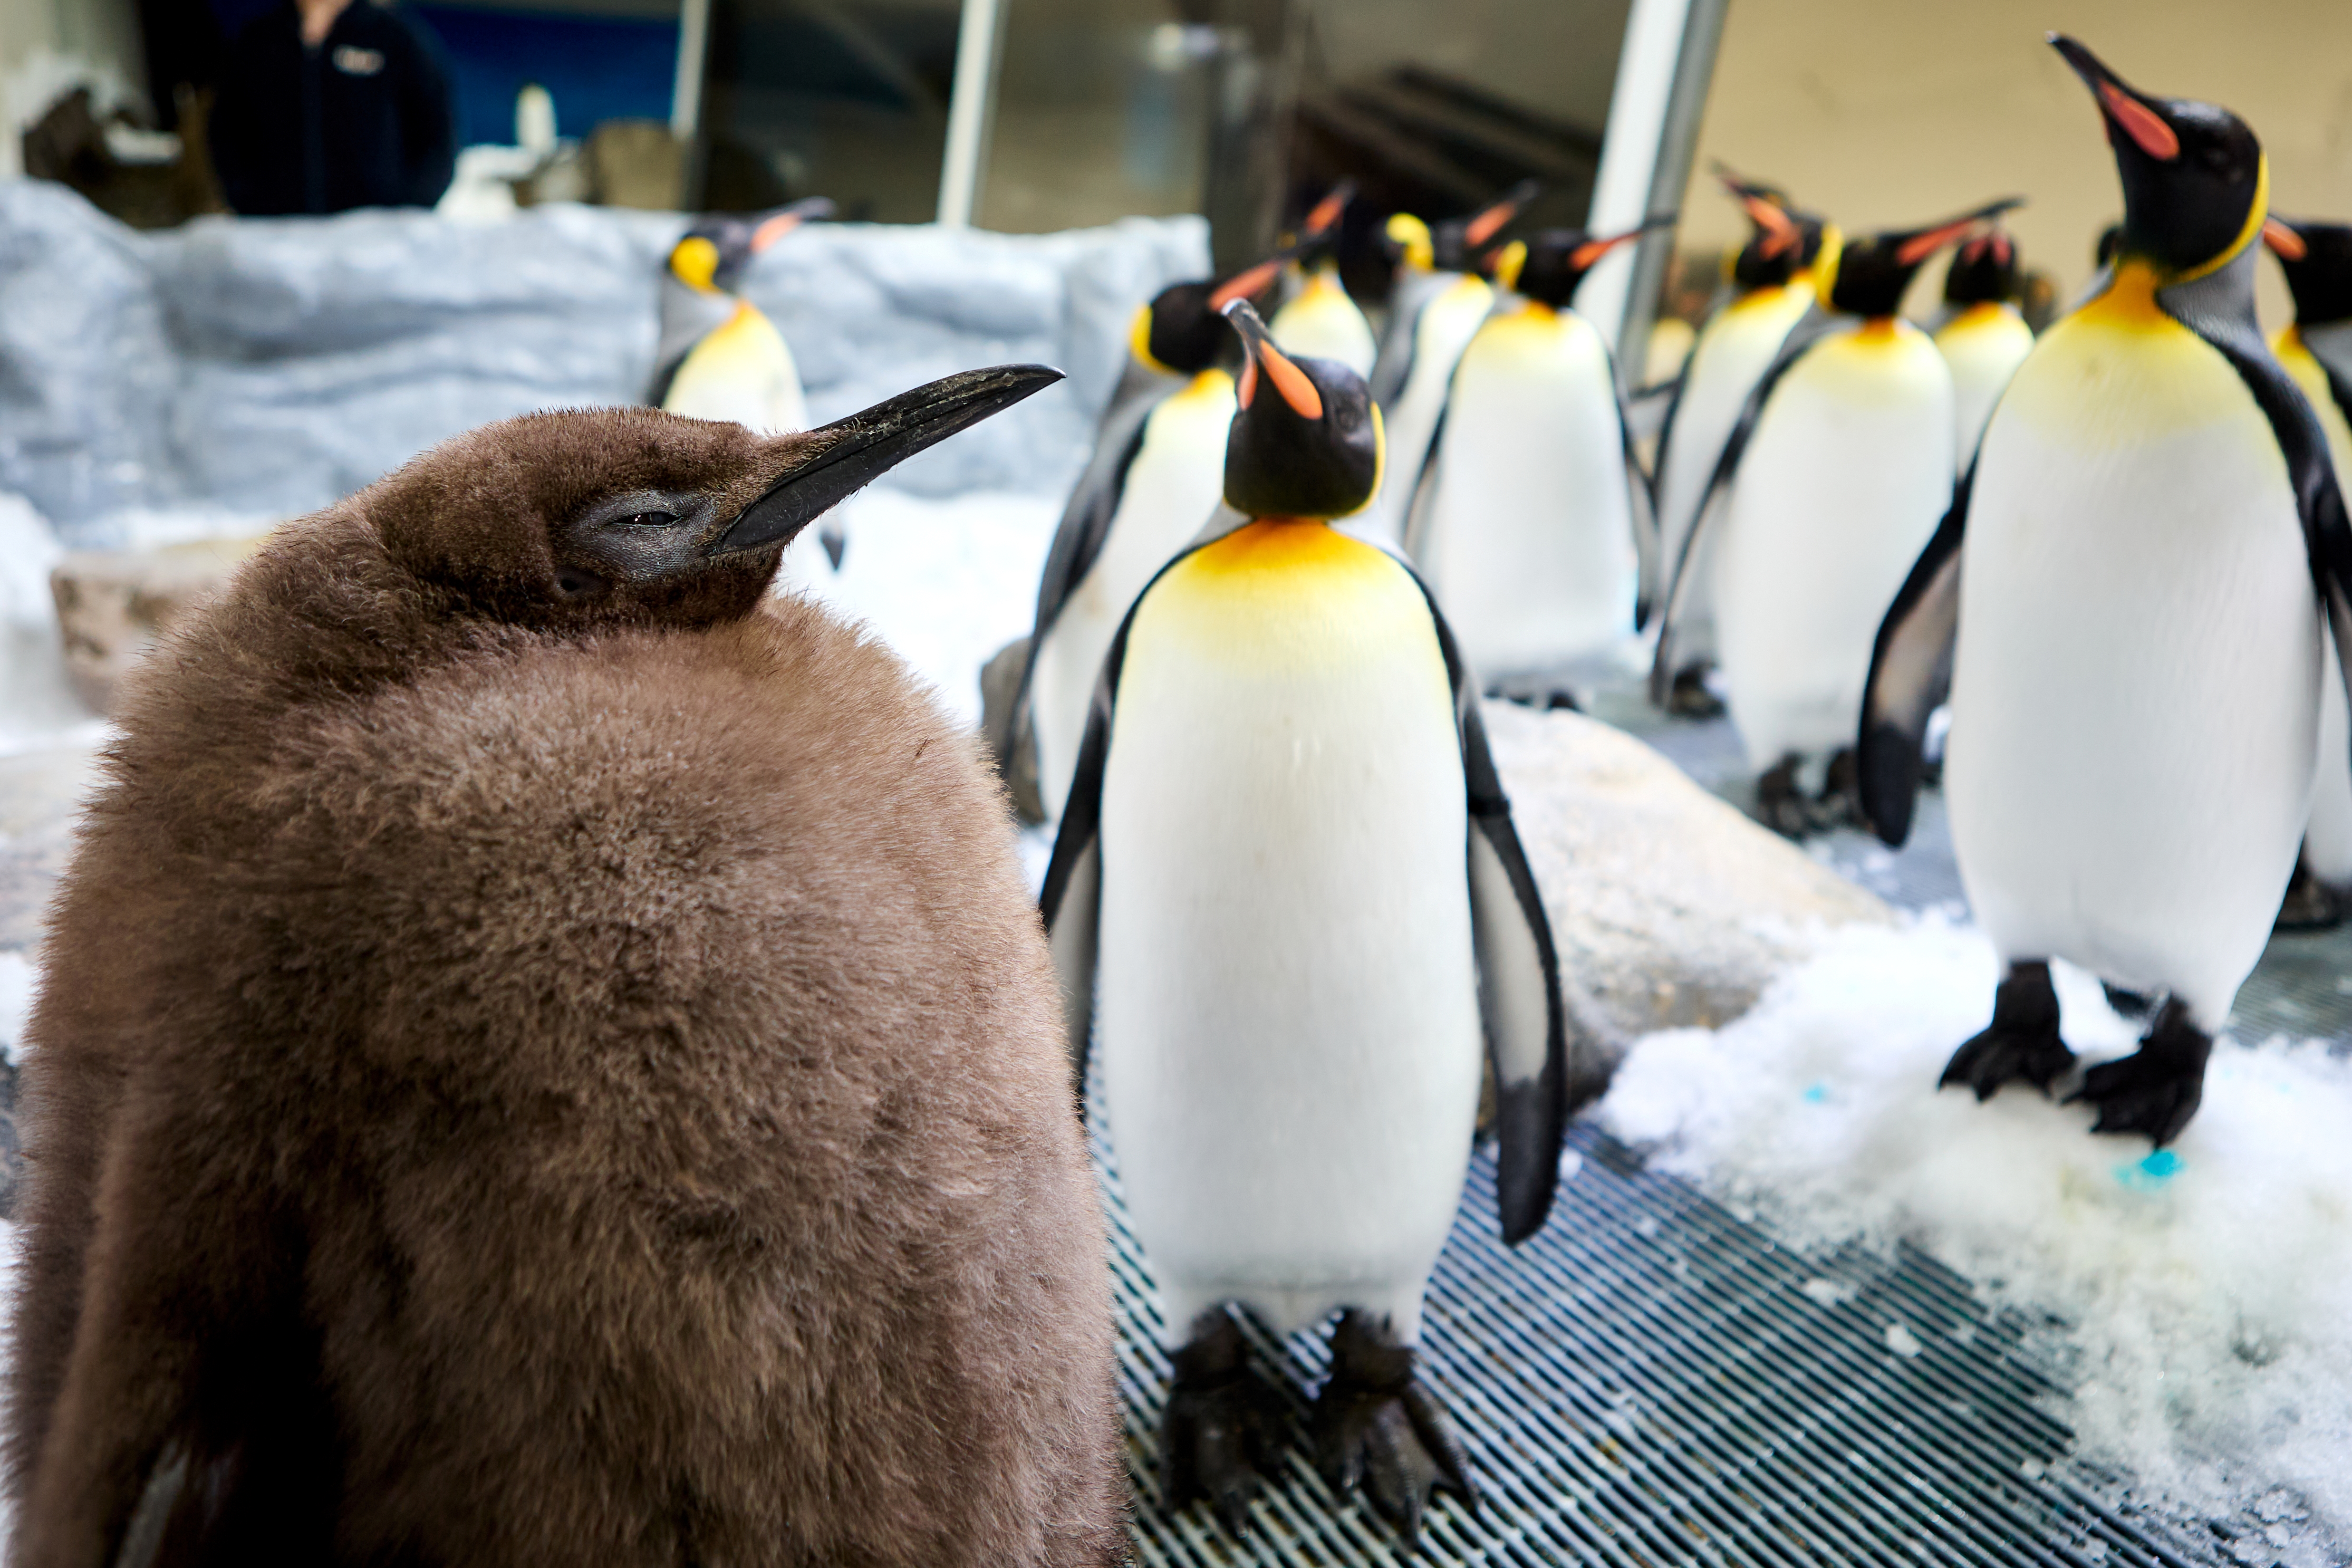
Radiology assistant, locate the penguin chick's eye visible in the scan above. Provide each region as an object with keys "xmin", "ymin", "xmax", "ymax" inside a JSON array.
[{"xmin": 620, "ymin": 510, "xmax": 680, "ymax": 529}]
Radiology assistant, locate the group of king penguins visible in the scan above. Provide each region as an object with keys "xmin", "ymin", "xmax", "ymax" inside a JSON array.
[
  {"xmin": 981, "ymin": 28, "xmax": 2352, "ymax": 1541},
  {"xmin": 28, "ymin": 31, "xmax": 2352, "ymax": 1560}
]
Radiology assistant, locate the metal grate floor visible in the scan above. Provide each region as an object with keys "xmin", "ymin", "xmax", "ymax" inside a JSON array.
[{"xmin": 1105, "ymin": 690, "xmax": 2352, "ymax": 1566}]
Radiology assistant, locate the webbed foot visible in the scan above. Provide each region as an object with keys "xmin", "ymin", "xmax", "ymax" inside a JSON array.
[
  {"xmin": 1161, "ymin": 1311, "xmax": 1286, "ymax": 1536},
  {"xmin": 1310, "ymin": 1312, "xmax": 1475, "ymax": 1540},
  {"xmin": 1816, "ymin": 747, "xmax": 1865, "ymax": 829},
  {"xmin": 1666, "ymin": 665, "xmax": 1724, "ymax": 718},
  {"xmin": 2068, "ymin": 998, "xmax": 2210, "ymax": 1145},
  {"xmin": 1754, "ymin": 756, "xmax": 1819, "ymax": 838},
  {"xmin": 1941, "ymin": 960, "xmax": 2073, "ymax": 1099}
]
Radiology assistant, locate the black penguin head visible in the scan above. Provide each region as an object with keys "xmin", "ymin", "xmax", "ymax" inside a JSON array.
[
  {"xmin": 376, "ymin": 365, "xmax": 1060, "ymax": 627},
  {"xmin": 2264, "ymin": 217, "xmax": 2352, "ymax": 327},
  {"xmin": 1218, "ymin": 300, "xmax": 1381, "ymax": 521},
  {"xmin": 1716, "ymin": 165, "xmax": 1831, "ymax": 289},
  {"xmin": 1292, "ymin": 181, "xmax": 1355, "ymax": 266},
  {"xmin": 1398, "ymin": 179, "xmax": 1541, "ymax": 275},
  {"xmin": 1827, "ymin": 198, "xmax": 2024, "ymax": 318},
  {"xmin": 1497, "ymin": 219, "xmax": 1668, "ymax": 309},
  {"xmin": 2053, "ymin": 36, "xmax": 2264, "ymax": 279},
  {"xmin": 1943, "ymin": 226, "xmax": 2023, "ymax": 307},
  {"xmin": 1128, "ymin": 250, "xmax": 1289, "ymax": 376},
  {"xmin": 667, "ymin": 196, "xmax": 836, "ymax": 295}
]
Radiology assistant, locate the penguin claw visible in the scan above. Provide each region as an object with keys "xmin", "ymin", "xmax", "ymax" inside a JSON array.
[
  {"xmin": 1665, "ymin": 666, "xmax": 1725, "ymax": 719},
  {"xmin": 1939, "ymin": 1025, "xmax": 2075, "ymax": 1100},
  {"xmin": 1310, "ymin": 1313, "xmax": 1475, "ymax": 1541},
  {"xmin": 1160, "ymin": 1317, "xmax": 1286, "ymax": 1537},
  {"xmin": 2065, "ymin": 999, "xmax": 2212, "ymax": 1145}
]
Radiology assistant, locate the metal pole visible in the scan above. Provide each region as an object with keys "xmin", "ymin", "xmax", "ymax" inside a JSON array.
[
  {"xmin": 670, "ymin": 0, "xmax": 711, "ymax": 139},
  {"xmin": 936, "ymin": 0, "xmax": 1007, "ymax": 228},
  {"xmin": 1575, "ymin": 0, "xmax": 1697, "ymax": 351}
]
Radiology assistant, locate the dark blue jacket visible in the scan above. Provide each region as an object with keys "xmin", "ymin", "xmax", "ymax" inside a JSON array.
[{"xmin": 211, "ymin": 0, "xmax": 456, "ymax": 215}]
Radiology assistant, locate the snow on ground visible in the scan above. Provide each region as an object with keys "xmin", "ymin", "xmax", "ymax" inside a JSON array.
[
  {"xmin": 1600, "ymin": 914, "xmax": 2352, "ymax": 1551},
  {"xmin": 797, "ymin": 486, "xmax": 1061, "ymax": 732}
]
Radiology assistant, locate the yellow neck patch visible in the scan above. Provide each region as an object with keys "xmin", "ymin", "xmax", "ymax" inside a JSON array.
[
  {"xmin": 1128, "ymin": 303, "xmax": 1172, "ymax": 375},
  {"xmin": 2079, "ymin": 259, "xmax": 2171, "ymax": 332},
  {"xmin": 669, "ymin": 235, "xmax": 722, "ymax": 294}
]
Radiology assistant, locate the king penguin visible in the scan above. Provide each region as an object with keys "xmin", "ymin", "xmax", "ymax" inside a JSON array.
[
  {"xmin": 2262, "ymin": 215, "xmax": 2352, "ymax": 928},
  {"xmin": 1403, "ymin": 223, "xmax": 1662, "ymax": 702},
  {"xmin": 1933, "ymin": 224, "xmax": 2037, "ymax": 468},
  {"xmin": 1859, "ymin": 38, "xmax": 2352, "ymax": 1145},
  {"xmin": 1648, "ymin": 169, "xmax": 1840, "ymax": 716},
  {"xmin": 4, "ymin": 368, "xmax": 1133, "ymax": 1565},
  {"xmin": 651, "ymin": 197, "xmax": 843, "ymax": 579},
  {"xmin": 1041, "ymin": 300, "xmax": 1603, "ymax": 1539},
  {"xmin": 1269, "ymin": 183, "xmax": 1379, "ymax": 377},
  {"xmin": 1360, "ymin": 180, "xmax": 1539, "ymax": 543},
  {"xmin": 1655, "ymin": 196, "xmax": 2020, "ymax": 833},
  {"xmin": 1010, "ymin": 251, "xmax": 1289, "ymax": 821}
]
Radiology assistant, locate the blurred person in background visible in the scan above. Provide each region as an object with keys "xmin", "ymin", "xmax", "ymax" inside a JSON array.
[{"xmin": 210, "ymin": 0, "xmax": 455, "ymax": 215}]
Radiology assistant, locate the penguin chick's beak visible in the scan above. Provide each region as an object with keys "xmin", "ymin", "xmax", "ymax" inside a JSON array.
[
  {"xmin": 1221, "ymin": 299, "xmax": 1323, "ymax": 420},
  {"xmin": 2265, "ymin": 216, "xmax": 2309, "ymax": 261},
  {"xmin": 751, "ymin": 196, "xmax": 836, "ymax": 253},
  {"xmin": 2052, "ymin": 35, "xmax": 2180, "ymax": 161},
  {"xmin": 712, "ymin": 365, "xmax": 1063, "ymax": 554}
]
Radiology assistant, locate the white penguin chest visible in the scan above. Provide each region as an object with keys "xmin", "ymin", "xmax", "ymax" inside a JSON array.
[
  {"xmin": 1714, "ymin": 321, "xmax": 1955, "ymax": 765},
  {"xmin": 1369, "ymin": 274, "xmax": 1493, "ymax": 538},
  {"xmin": 1094, "ymin": 522, "xmax": 1482, "ymax": 1334},
  {"xmin": 1936, "ymin": 302, "xmax": 2035, "ymax": 469},
  {"xmin": 1656, "ymin": 283, "xmax": 1814, "ymax": 557},
  {"xmin": 1417, "ymin": 306, "xmax": 1636, "ymax": 674},
  {"xmin": 1030, "ymin": 372, "xmax": 1235, "ymax": 818},
  {"xmin": 1946, "ymin": 288, "xmax": 2318, "ymax": 1018}
]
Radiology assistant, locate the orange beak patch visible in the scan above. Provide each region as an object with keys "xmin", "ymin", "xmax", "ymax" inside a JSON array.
[
  {"xmin": 2100, "ymin": 80, "xmax": 2180, "ymax": 161},
  {"xmin": 1238, "ymin": 340, "xmax": 1322, "ymax": 420},
  {"xmin": 1210, "ymin": 257, "xmax": 1285, "ymax": 310},
  {"xmin": 2264, "ymin": 217, "xmax": 2308, "ymax": 260},
  {"xmin": 1570, "ymin": 229, "xmax": 1646, "ymax": 271},
  {"xmin": 1304, "ymin": 187, "xmax": 1349, "ymax": 238},
  {"xmin": 1465, "ymin": 198, "xmax": 1519, "ymax": 248},
  {"xmin": 1744, "ymin": 195, "xmax": 1800, "ymax": 259},
  {"xmin": 752, "ymin": 213, "xmax": 804, "ymax": 252},
  {"xmin": 1896, "ymin": 216, "xmax": 1985, "ymax": 267}
]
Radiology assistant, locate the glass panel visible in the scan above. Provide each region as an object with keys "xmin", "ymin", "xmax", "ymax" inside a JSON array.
[{"xmin": 698, "ymin": 0, "xmax": 960, "ymax": 219}]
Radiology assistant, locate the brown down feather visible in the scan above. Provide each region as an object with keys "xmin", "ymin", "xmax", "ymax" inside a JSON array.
[{"xmin": 3, "ymin": 405, "xmax": 1128, "ymax": 1566}]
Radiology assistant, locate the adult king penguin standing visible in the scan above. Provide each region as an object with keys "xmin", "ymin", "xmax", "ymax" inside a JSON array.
[
  {"xmin": 1860, "ymin": 38, "xmax": 2352, "ymax": 1146},
  {"xmin": 1043, "ymin": 300, "xmax": 1608, "ymax": 1540}
]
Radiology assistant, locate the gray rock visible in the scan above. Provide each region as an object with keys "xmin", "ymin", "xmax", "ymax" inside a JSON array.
[
  {"xmin": 1483, "ymin": 701, "xmax": 1893, "ymax": 1039},
  {"xmin": 0, "ymin": 181, "xmax": 1210, "ymax": 537},
  {"xmin": 49, "ymin": 534, "xmax": 263, "ymax": 713}
]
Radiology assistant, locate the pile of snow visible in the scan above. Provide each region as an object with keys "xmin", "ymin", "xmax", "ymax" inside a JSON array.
[
  {"xmin": 1600, "ymin": 916, "xmax": 2352, "ymax": 1552},
  {"xmin": 801, "ymin": 487, "xmax": 1059, "ymax": 731}
]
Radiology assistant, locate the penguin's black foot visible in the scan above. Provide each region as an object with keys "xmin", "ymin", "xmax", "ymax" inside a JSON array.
[
  {"xmin": 2101, "ymin": 981, "xmax": 2157, "ymax": 1020},
  {"xmin": 1941, "ymin": 960, "xmax": 2073, "ymax": 1100},
  {"xmin": 1816, "ymin": 747, "xmax": 1865, "ymax": 828},
  {"xmin": 1160, "ymin": 1312, "xmax": 1287, "ymax": 1537},
  {"xmin": 2275, "ymin": 860, "xmax": 2349, "ymax": 932},
  {"xmin": 1754, "ymin": 757, "xmax": 1819, "ymax": 838},
  {"xmin": 2067, "ymin": 998, "xmax": 2212, "ymax": 1145},
  {"xmin": 1310, "ymin": 1311, "xmax": 1475, "ymax": 1540},
  {"xmin": 1666, "ymin": 665, "xmax": 1724, "ymax": 718}
]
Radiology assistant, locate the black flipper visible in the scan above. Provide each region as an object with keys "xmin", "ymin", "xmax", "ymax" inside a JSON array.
[
  {"xmin": 1613, "ymin": 367, "xmax": 1661, "ymax": 630},
  {"xmin": 1648, "ymin": 308, "xmax": 1843, "ymax": 704},
  {"xmin": 1406, "ymin": 572, "xmax": 1576, "ymax": 1245},
  {"xmin": 1367, "ymin": 284, "xmax": 1427, "ymax": 409},
  {"xmin": 1857, "ymin": 463, "xmax": 1972, "ymax": 847},
  {"xmin": 2159, "ymin": 249, "xmax": 2352, "ymax": 753}
]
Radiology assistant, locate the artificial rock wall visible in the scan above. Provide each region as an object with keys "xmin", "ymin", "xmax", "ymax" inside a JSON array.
[{"xmin": 0, "ymin": 180, "xmax": 1208, "ymax": 542}]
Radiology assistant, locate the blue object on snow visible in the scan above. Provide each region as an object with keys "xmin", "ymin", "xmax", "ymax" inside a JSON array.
[
  {"xmin": 1802, "ymin": 1083, "xmax": 1829, "ymax": 1104},
  {"xmin": 2115, "ymin": 1149, "xmax": 2182, "ymax": 1191}
]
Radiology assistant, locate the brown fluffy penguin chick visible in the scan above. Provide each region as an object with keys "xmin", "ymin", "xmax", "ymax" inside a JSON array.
[{"xmin": 5, "ymin": 370, "xmax": 1129, "ymax": 1568}]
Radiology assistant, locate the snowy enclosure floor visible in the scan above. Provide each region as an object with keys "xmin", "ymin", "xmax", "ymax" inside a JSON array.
[{"xmin": 0, "ymin": 491, "xmax": 2348, "ymax": 1564}]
